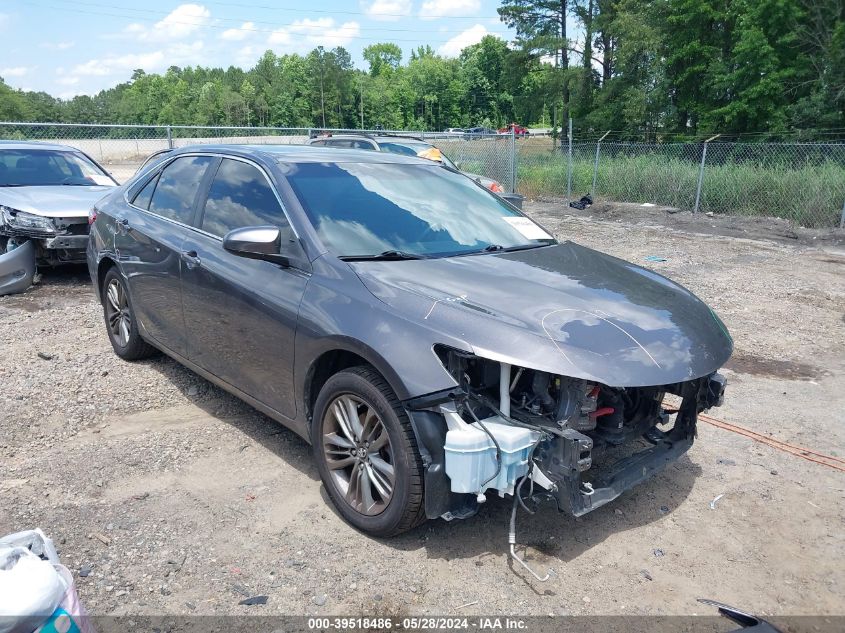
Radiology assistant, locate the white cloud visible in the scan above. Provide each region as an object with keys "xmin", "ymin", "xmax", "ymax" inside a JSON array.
[
  {"xmin": 221, "ymin": 21, "xmax": 255, "ymax": 41},
  {"xmin": 438, "ymin": 24, "xmax": 489, "ymax": 57},
  {"xmin": 72, "ymin": 51, "xmax": 167, "ymax": 76},
  {"xmin": 235, "ymin": 45, "xmax": 261, "ymax": 67},
  {"xmin": 1, "ymin": 66, "xmax": 31, "ymax": 77},
  {"xmin": 167, "ymin": 40, "xmax": 205, "ymax": 64},
  {"xmin": 56, "ymin": 76, "xmax": 80, "ymax": 86},
  {"xmin": 268, "ymin": 18, "xmax": 360, "ymax": 52},
  {"xmin": 42, "ymin": 40, "xmax": 75, "ymax": 50},
  {"xmin": 69, "ymin": 39, "xmax": 206, "ymax": 79},
  {"xmin": 127, "ymin": 3, "xmax": 210, "ymax": 42},
  {"xmin": 420, "ymin": 0, "xmax": 481, "ymax": 20},
  {"xmin": 361, "ymin": 0, "xmax": 411, "ymax": 22},
  {"xmin": 0, "ymin": 13, "xmax": 8, "ymax": 30}
]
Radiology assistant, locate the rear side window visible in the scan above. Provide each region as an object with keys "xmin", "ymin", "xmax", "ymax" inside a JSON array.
[
  {"xmin": 200, "ymin": 159, "xmax": 287, "ymax": 238},
  {"xmin": 132, "ymin": 174, "xmax": 159, "ymax": 210},
  {"xmin": 321, "ymin": 139, "xmax": 375, "ymax": 150},
  {"xmin": 148, "ymin": 156, "xmax": 214, "ymax": 224},
  {"xmin": 378, "ymin": 142, "xmax": 419, "ymax": 157},
  {"xmin": 325, "ymin": 140, "xmax": 355, "ymax": 149}
]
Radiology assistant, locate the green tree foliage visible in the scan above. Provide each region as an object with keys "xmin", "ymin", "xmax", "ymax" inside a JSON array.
[
  {"xmin": 0, "ymin": 0, "xmax": 842, "ymax": 137},
  {"xmin": 363, "ymin": 43, "xmax": 403, "ymax": 76}
]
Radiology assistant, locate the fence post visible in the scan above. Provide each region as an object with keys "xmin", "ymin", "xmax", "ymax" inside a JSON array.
[
  {"xmin": 840, "ymin": 197, "xmax": 845, "ymax": 229},
  {"xmin": 510, "ymin": 129, "xmax": 516, "ymax": 193},
  {"xmin": 694, "ymin": 134, "xmax": 720, "ymax": 213},
  {"xmin": 591, "ymin": 130, "xmax": 610, "ymax": 196},
  {"xmin": 566, "ymin": 117, "xmax": 573, "ymax": 204},
  {"xmin": 166, "ymin": 125, "xmax": 173, "ymax": 149}
]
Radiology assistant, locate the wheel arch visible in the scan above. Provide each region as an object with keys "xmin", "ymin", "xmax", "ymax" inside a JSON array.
[
  {"xmin": 301, "ymin": 340, "xmax": 412, "ymax": 430},
  {"xmin": 96, "ymin": 256, "xmax": 119, "ymax": 302}
]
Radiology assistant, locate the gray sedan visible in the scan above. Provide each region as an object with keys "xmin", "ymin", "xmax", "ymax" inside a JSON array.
[{"xmin": 87, "ymin": 145, "xmax": 731, "ymax": 543}]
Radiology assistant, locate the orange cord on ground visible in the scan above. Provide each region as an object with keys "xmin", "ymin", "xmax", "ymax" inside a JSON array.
[{"xmin": 663, "ymin": 406, "xmax": 845, "ymax": 473}]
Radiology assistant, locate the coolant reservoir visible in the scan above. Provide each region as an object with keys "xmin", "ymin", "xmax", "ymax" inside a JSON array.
[{"xmin": 444, "ymin": 415, "xmax": 539, "ymax": 496}]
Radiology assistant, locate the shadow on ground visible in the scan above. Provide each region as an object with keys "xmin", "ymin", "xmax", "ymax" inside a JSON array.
[{"xmin": 146, "ymin": 350, "xmax": 700, "ymax": 573}]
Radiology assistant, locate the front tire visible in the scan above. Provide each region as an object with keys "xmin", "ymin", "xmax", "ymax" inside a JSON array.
[
  {"xmin": 311, "ymin": 366, "xmax": 426, "ymax": 537},
  {"xmin": 101, "ymin": 268, "xmax": 157, "ymax": 361}
]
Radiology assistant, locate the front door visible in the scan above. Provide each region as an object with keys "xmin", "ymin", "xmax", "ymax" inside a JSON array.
[{"xmin": 180, "ymin": 157, "xmax": 308, "ymax": 419}]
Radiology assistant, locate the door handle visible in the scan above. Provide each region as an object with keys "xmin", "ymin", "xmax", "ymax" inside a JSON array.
[{"xmin": 180, "ymin": 249, "xmax": 202, "ymax": 269}]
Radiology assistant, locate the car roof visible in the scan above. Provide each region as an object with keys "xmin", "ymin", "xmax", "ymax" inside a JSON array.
[
  {"xmin": 169, "ymin": 143, "xmax": 435, "ymax": 165},
  {"xmin": 308, "ymin": 133, "xmax": 429, "ymax": 143},
  {"xmin": 0, "ymin": 140, "xmax": 86, "ymax": 152}
]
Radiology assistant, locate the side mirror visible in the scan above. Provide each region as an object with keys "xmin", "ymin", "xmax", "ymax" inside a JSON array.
[{"xmin": 223, "ymin": 225, "xmax": 302, "ymax": 267}]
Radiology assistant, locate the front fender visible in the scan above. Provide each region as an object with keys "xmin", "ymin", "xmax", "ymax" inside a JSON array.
[{"xmin": 293, "ymin": 259, "xmax": 467, "ymax": 414}]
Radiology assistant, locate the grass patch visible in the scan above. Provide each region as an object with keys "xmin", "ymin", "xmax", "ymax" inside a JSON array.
[{"xmin": 517, "ymin": 148, "xmax": 845, "ymax": 228}]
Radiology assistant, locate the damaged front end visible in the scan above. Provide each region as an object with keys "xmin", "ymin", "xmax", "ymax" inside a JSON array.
[
  {"xmin": 1, "ymin": 205, "xmax": 90, "ymax": 267},
  {"xmin": 407, "ymin": 347, "xmax": 727, "ymax": 524}
]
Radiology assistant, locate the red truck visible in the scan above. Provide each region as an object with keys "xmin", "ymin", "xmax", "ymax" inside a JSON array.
[{"xmin": 498, "ymin": 123, "xmax": 530, "ymax": 136}]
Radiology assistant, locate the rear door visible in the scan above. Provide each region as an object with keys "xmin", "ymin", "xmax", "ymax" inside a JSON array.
[
  {"xmin": 180, "ymin": 156, "xmax": 308, "ymax": 418},
  {"xmin": 116, "ymin": 154, "xmax": 216, "ymax": 357}
]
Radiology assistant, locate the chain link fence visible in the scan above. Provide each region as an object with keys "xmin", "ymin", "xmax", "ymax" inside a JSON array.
[
  {"xmin": 518, "ymin": 136, "xmax": 845, "ymax": 228},
  {"xmin": 2, "ymin": 122, "xmax": 843, "ymax": 228},
  {"xmin": 0, "ymin": 122, "xmax": 515, "ymax": 192}
]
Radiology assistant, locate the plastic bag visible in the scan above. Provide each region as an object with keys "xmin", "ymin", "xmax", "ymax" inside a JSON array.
[
  {"xmin": 0, "ymin": 529, "xmax": 94, "ymax": 633},
  {"xmin": 0, "ymin": 546, "xmax": 67, "ymax": 633},
  {"xmin": 0, "ymin": 529, "xmax": 59, "ymax": 565}
]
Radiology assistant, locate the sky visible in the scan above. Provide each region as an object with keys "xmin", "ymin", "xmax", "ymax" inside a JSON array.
[{"xmin": 0, "ymin": 0, "xmax": 520, "ymax": 98}]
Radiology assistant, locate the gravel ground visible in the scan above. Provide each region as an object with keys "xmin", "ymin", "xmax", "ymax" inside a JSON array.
[{"xmin": 1, "ymin": 203, "xmax": 843, "ymax": 619}]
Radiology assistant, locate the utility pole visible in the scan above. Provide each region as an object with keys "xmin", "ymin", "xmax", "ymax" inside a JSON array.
[
  {"xmin": 360, "ymin": 76, "xmax": 364, "ymax": 129},
  {"xmin": 318, "ymin": 48, "xmax": 326, "ymax": 129}
]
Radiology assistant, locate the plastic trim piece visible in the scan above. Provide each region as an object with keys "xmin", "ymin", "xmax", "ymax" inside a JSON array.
[{"xmin": 0, "ymin": 240, "xmax": 36, "ymax": 296}]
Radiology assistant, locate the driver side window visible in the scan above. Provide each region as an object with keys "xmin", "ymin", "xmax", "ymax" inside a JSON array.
[{"xmin": 200, "ymin": 158, "xmax": 288, "ymax": 238}]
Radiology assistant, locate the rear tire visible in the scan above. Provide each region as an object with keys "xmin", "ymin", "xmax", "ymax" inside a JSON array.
[
  {"xmin": 311, "ymin": 366, "xmax": 426, "ymax": 537},
  {"xmin": 101, "ymin": 268, "xmax": 158, "ymax": 361}
]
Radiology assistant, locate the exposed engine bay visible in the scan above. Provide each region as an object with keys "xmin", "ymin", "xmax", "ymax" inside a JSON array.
[{"xmin": 407, "ymin": 346, "xmax": 727, "ymax": 578}]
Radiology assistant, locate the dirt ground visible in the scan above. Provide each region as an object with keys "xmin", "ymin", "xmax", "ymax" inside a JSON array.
[{"xmin": 1, "ymin": 202, "xmax": 843, "ymax": 619}]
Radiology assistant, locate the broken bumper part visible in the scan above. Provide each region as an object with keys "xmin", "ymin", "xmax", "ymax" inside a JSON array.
[
  {"xmin": 551, "ymin": 432, "xmax": 694, "ymax": 516},
  {"xmin": 0, "ymin": 240, "xmax": 36, "ymax": 296},
  {"xmin": 44, "ymin": 235, "xmax": 89, "ymax": 250}
]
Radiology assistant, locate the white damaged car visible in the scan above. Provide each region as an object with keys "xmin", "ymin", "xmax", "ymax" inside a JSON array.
[{"xmin": 0, "ymin": 140, "xmax": 117, "ymax": 295}]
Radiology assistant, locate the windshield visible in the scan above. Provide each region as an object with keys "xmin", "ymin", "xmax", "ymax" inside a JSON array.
[
  {"xmin": 0, "ymin": 149, "xmax": 114, "ymax": 187},
  {"xmin": 286, "ymin": 162, "xmax": 554, "ymax": 258}
]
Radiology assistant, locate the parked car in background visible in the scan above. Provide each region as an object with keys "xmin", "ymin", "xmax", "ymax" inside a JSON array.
[
  {"xmin": 0, "ymin": 141, "xmax": 117, "ymax": 294},
  {"xmin": 466, "ymin": 127, "xmax": 498, "ymax": 139},
  {"xmin": 88, "ymin": 144, "xmax": 730, "ymax": 540},
  {"xmin": 443, "ymin": 128, "xmax": 466, "ymax": 134},
  {"xmin": 304, "ymin": 133, "xmax": 521, "ymax": 204},
  {"xmin": 498, "ymin": 123, "xmax": 530, "ymax": 136}
]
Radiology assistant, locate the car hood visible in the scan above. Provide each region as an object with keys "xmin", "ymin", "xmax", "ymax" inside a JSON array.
[
  {"xmin": 0, "ymin": 185, "xmax": 113, "ymax": 218},
  {"xmin": 352, "ymin": 242, "xmax": 733, "ymax": 387}
]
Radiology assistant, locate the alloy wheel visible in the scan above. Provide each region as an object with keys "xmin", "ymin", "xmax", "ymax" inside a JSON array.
[
  {"xmin": 321, "ymin": 394, "xmax": 395, "ymax": 516},
  {"xmin": 105, "ymin": 278, "xmax": 131, "ymax": 347}
]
